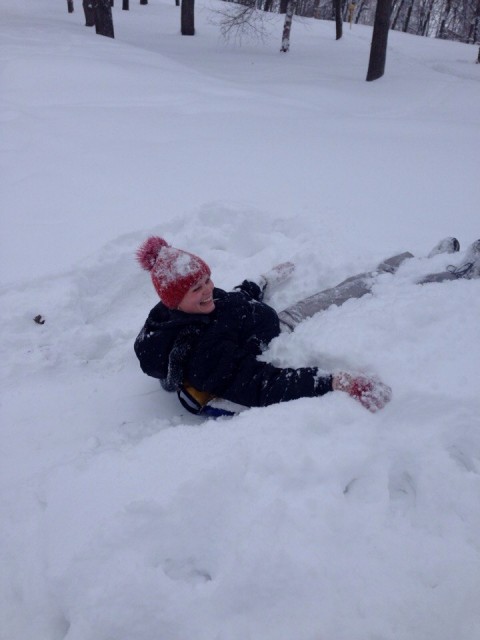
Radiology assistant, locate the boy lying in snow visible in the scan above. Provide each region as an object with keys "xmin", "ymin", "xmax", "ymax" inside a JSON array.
[{"xmin": 134, "ymin": 236, "xmax": 479, "ymax": 416}]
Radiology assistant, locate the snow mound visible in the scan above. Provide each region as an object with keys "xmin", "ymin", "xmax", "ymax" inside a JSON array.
[{"xmin": 1, "ymin": 0, "xmax": 480, "ymax": 638}]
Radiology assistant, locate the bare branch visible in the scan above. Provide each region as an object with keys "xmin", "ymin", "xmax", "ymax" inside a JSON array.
[{"xmin": 209, "ymin": 1, "xmax": 273, "ymax": 43}]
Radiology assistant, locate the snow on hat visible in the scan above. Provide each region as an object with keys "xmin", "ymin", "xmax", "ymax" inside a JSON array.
[{"xmin": 136, "ymin": 236, "xmax": 211, "ymax": 309}]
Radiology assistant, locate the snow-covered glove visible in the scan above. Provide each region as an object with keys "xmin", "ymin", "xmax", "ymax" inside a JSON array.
[
  {"xmin": 332, "ymin": 372, "xmax": 392, "ymax": 413},
  {"xmin": 258, "ymin": 262, "xmax": 295, "ymax": 292}
]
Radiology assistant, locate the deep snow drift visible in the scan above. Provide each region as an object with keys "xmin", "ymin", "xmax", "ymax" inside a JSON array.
[{"xmin": 1, "ymin": 2, "xmax": 479, "ymax": 639}]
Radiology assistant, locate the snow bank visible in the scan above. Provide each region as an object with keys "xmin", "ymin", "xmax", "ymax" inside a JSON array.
[{"xmin": 1, "ymin": 1, "xmax": 479, "ymax": 639}]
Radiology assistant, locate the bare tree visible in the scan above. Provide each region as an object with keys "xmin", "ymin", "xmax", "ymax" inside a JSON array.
[
  {"xmin": 366, "ymin": 0, "xmax": 392, "ymax": 80},
  {"xmin": 402, "ymin": 0, "xmax": 414, "ymax": 31},
  {"xmin": 355, "ymin": 0, "xmax": 370, "ymax": 22},
  {"xmin": 211, "ymin": 0, "xmax": 272, "ymax": 42},
  {"xmin": 94, "ymin": 0, "xmax": 115, "ymax": 37},
  {"xmin": 211, "ymin": 0, "xmax": 478, "ymax": 52},
  {"xmin": 83, "ymin": 0, "xmax": 95, "ymax": 25},
  {"xmin": 123, "ymin": 0, "xmax": 129, "ymax": 9},
  {"xmin": 470, "ymin": 0, "xmax": 480, "ymax": 42},
  {"xmin": 437, "ymin": 0, "xmax": 452, "ymax": 37},
  {"xmin": 391, "ymin": 0, "xmax": 406, "ymax": 28},
  {"xmin": 335, "ymin": 0, "xmax": 343, "ymax": 38},
  {"xmin": 181, "ymin": 0, "xmax": 195, "ymax": 34},
  {"xmin": 280, "ymin": 0, "xmax": 297, "ymax": 50}
]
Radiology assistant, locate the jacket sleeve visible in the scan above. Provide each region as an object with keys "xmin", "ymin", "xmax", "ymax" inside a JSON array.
[
  {"xmin": 134, "ymin": 325, "xmax": 169, "ymax": 381},
  {"xmin": 134, "ymin": 319, "xmax": 204, "ymax": 392},
  {"xmin": 186, "ymin": 334, "xmax": 333, "ymax": 408}
]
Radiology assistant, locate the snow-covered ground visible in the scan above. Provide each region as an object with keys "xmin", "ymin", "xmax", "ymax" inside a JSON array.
[{"xmin": 1, "ymin": 1, "xmax": 479, "ymax": 639}]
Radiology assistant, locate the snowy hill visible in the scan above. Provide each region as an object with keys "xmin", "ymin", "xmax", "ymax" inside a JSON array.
[{"xmin": 1, "ymin": 1, "xmax": 479, "ymax": 639}]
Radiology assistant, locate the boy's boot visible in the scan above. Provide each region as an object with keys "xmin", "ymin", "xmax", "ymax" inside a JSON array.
[{"xmin": 428, "ymin": 237, "xmax": 460, "ymax": 258}]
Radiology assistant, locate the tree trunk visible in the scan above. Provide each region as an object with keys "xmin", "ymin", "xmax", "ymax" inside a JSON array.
[
  {"xmin": 123, "ymin": 0, "xmax": 129, "ymax": 9},
  {"xmin": 390, "ymin": 0, "xmax": 404, "ymax": 30},
  {"xmin": 419, "ymin": 0, "xmax": 435, "ymax": 35},
  {"xmin": 471, "ymin": 0, "xmax": 480, "ymax": 43},
  {"xmin": 175, "ymin": 0, "xmax": 180, "ymax": 6},
  {"xmin": 181, "ymin": 0, "xmax": 195, "ymax": 35},
  {"xmin": 335, "ymin": 0, "xmax": 343, "ymax": 39},
  {"xmin": 83, "ymin": 0, "xmax": 96, "ymax": 25},
  {"xmin": 421, "ymin": 8, "xmax": 431, "ymax": 35},
  {"xmin": 437, "ymin": 0, "xmax": 452, "ymax": 38},
  {"xmin": 94, "ymin": 0, "xmax": 115, "ymax": 37},
  {"xmin": 366, "ymin": 0, "xmax": 392, "ymax": 81},
  {"xmin": 67, "ymin": 0, "xmax": 74, "ymax": 13},
  {"xmin": 279, "ymin": 0, "xmax": 288, "ymax": 14},
  {"xmin": 402, "ymin": 0, "xmax": 413, "ymax": 32},
  {"xmin": 354, "ymin": 0, "xmax": 365, "ymax": 23},
  {"xmin": 140, "ymin": 0, "xmax": 148, "ymax": 5},
  {"xmin": 264, "ymin": 0, "xmax": 274, "ymax": 11},
  {"xmin": 477, "ymin": 46, "xmax": 480, "ymax": 63},
  {"xmin": 280, "ymin": 0, "xmax": 297, "ymax": 51}
]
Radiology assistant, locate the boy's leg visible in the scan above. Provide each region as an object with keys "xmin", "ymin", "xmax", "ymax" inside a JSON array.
[
  {"xmin": 277, "ymin": 237, "xmax": 465, "ymax": 331},
  {"xmin": 418, "ymin": 271, "xmax": 459, "ymax": 284},
  {"xmin": 278, "ymin": 252, "xmax": 413, "ymax": 331},
  {"xmin": 376, "ymin": 251, "xmax": 415, "ymax": 274},
  {"xmin": 427, "ymin": 236, "xmax": 460, "ymax": 258},
  {"xmin": 419, "ymin": 239, "xmax": 480, "ymax": 284},
  {"xmin": 278, "ymin": 276, "xmax": 374, "ymax": 330}
]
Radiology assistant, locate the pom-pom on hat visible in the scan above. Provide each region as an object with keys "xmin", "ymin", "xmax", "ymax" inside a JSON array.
[{"xmin": 137, "ymin": 236, "xmax": 211, "ymax": 309}]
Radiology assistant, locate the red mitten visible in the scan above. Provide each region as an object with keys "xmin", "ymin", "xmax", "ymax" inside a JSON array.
[{"xmin": 333, "ymin": 372, "xmax": 392, "ymax": 413}]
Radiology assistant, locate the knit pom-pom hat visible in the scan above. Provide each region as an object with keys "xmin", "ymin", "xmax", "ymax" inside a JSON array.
[{"xmin": 136, "ymin": 236, "xmax": 211, "ymax": 309}]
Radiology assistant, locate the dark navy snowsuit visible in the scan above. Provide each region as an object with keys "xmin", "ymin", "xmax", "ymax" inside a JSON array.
[{"xmin": 134, "ymin": 281, "xmax": 333, "ymax": 408}]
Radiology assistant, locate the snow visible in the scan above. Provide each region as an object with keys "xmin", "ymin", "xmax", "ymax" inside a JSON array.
[{"xmin": 1, "ymin": 1, "xmax": 479, "ymax": 639}]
